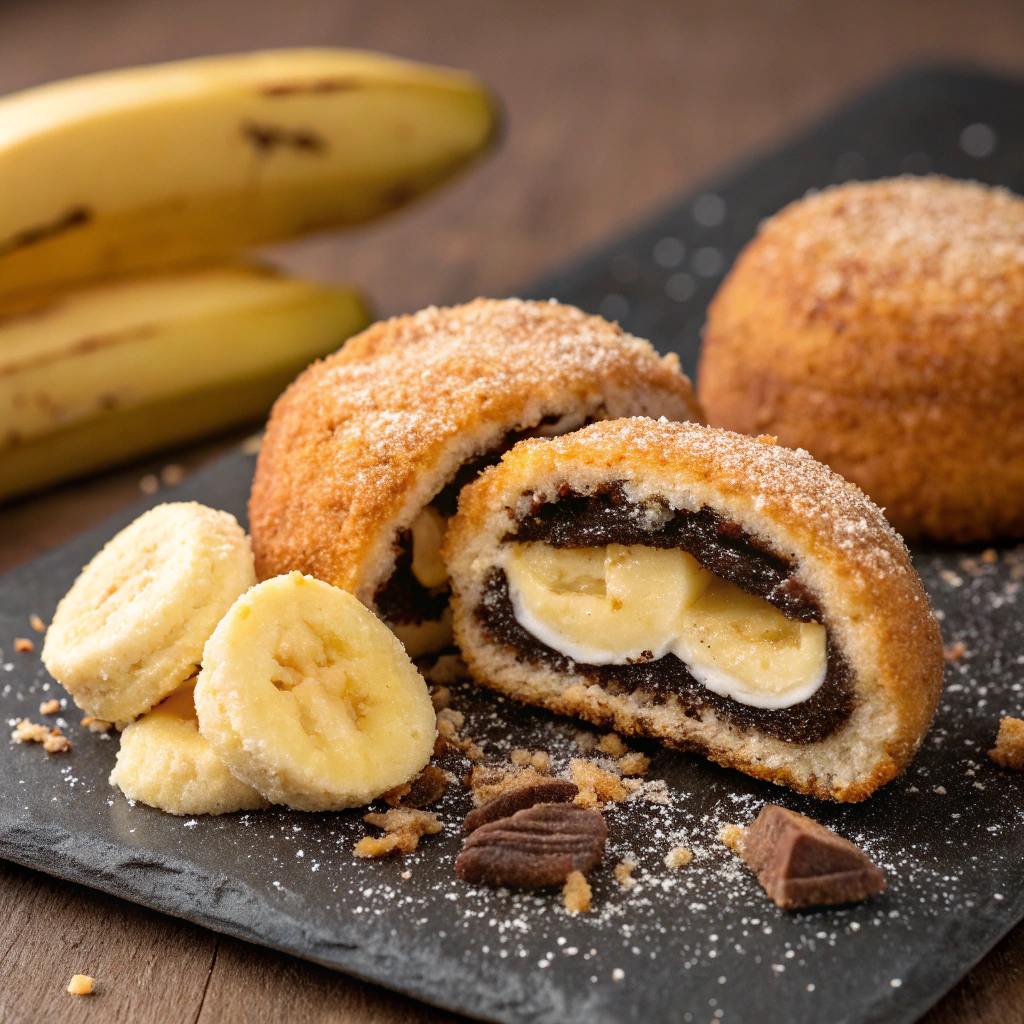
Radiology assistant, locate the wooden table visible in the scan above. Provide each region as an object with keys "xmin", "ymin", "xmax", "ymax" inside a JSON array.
[{"xmin": 2, "ymin": 1, "xmax": 1024, "ymax": 1020}]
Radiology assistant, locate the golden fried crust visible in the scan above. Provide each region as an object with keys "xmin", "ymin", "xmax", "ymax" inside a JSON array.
[
  {"xmin": 697, "ymin": 176, "xmax": 1024, "ymax": 542},
  {"xmin": 444, "ymin": 418, "xmax": 943, "ymax": 802},
  {"xmin": 249, "ymin": 299, "xmax": 700, "ymax": 606}
]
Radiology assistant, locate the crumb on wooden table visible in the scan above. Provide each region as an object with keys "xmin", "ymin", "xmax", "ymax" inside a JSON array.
[
  {"xmin": 571, "ymin": 759, "xmax": 627, "ymax": 808},
  {"xmin": 562, "ymin": 870, "xmax": 592, "ymax": 914},
  {"xmin": 719, "ymin": 824, "xmax": 745, "ymax": 853},
  {"xmin": 596, "ymin": 733, "xmax": 628, "ymax": 757},
  {"xmin": 990, "ymin": 716, "xmax": 1024, "ymax": 769},
  {"xmin": 67, "ymin": 975, "xmax": 93, "ymax": 996},
  {"xmin": 943, "ymin": 640, "xmax": 966, "ymax": 662},
  {"xmin": 614, "ymin": 860, "xmax": 638, "ymax": 890},
  {"xmin": 14, "ymin": 637, "xmax": 34, "ymax": 653},
  {"xmin": 664, "ymin": 845, "xmax": 693, "ymax": 869},
  {"xmin": 354, "ymin": 809, "xmax": 442, "ymax": 858},
  {"xmin": 30, "ymin": 614, "xmax": 46, "ymax": 633},
  {"xmin": 617, "ymin": 752, "xmax": 650, "ymax": 776},
  {"xmin": 39, "ymin": 699, "xmax": 60, "ymax": 715},
  {"xmin": 510, "ymin": 748, "xmax": 551, "ymax": 772}
]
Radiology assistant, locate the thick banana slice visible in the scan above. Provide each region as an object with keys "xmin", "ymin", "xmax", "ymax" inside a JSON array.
[
  {"xmin": 109, "ymin": 681, "xmax": 268, "ymax": 816},
  {"xmin": 410, "ymin": 506, "xmax": 449, "ymax": 589},
  {"xmin": 389, "ymin": 607, "xmax": 454, "ymax": 659},
  {"xmin": 195, "ymin": 572, "xmax": 436, "ymax": 811},
  {"xmin": 41, "ymin": 502, "xmax": 256, "ymax": 724},
  {"xmin": 503, "ymin": 542, "xmax": 710, "ymax": 664},
  {"xmin": 673, "ymin": 579, "xmax": 827, "ymax": 708}
]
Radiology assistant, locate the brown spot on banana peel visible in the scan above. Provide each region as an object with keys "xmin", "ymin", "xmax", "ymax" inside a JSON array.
[
  {"xmin": 0, "ymin": 207, "xmax": 92, "ymax": 258},
  {"xmin": 241, "ymin": 122, "xmax": 328, "ymax": 155},
  {"xmin": 259, "ymin": 77, "xmax": 365, "ymax": 97},
  {"xmin": 0, "ymin": 326, "xmax": 157, "ymax": 379}
]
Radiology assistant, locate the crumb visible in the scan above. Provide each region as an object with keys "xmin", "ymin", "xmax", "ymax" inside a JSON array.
[
  {"xmin": 160, "ymin": 463, "xmax": 185, "ymax": 486},
  {"xmin": 30, "ymin": 614, "xmax": 46, "ymax": 633},
  {"xmin": 617, "ymin": 752, "xmax": 650, "ymax": 776},
  {"xmin": 614, "ymin": 860, "xmax": 638, "ymax": 890},
  {"xmin": 573, "ymin": 730, "xmax": 599, "ymax": 752},
  {"xmin": 435, "ymin": 707, "xmax": 483, "ymax": 760},
  {"xmin": 664, "ymin": 845, "xmax": 693, "ymax": 869},
  {"xmin": 982, "ymin": 548, "xmax": 998, "ymax": 564},
  {"xmin": 400, "ymin": 869, "xmax": 412, "ymax": 880},
  {"xmin": 467, "ymin": 765, "xmax": 548, "ymax": 806},
  {"xmin": 67, "ymin": 975, "xmax": 93, "ymax": 995},
  {"xmin": 13, "ymin": 637, "xmax": 34, "ymax": 653},
  {"xmin": 756, "ymin": 434, "xmax": 779, "ymax": 445},
  {"xmin": 562, "ymin": 870, "xmax": 592, "ymax": 914},
  {"xmin": 597, "ymin": 733, "xmax": 628, "ymax": 758},
  {"xmin": 943, "ymin": 641, "xmax": 966, "ymax": 662},
  {"xmin": 421, "ymin": 654, "xmax": 471, "ymax": 686},
  {"xmin": 355, "ymin": 809, "xmax": 442, "ymax": 858},
  {"xmin": 429, "ymin": 685, "xmax": 451, "ymax": 712},
  {"xmin": 719, "ymin": 824, "xmax": 745, "ymax": 853},
  {"xmin": 571, "ymin": 759, "xmax": 627, "ymax": 807},
  {"xmin": 241, "ymin": 432, "xmax": 263, "ymax": 455},
  {"xmin": 11, "ymin": 718, "xmax": 71, "ymax": 753},
  {"xmin": 42, "ymin": 731, "xmax": 71, "ymax": 753},
  {"xmin": 138, "ymin": 473, "xmax": 159, "ymax": 495},
  {"xmin": 39, "ymin": 699, "xmax": 60, "ymax": 715},
  {"xmin": 510, "ymin": 748, "xmax": 551, "ymax": 772},
  {"xmin": 81, "ymin": 716, "xmax": 112, "ymax": 734},
  {"xmin": 622, "ymin": 777, "xmax": 643, "ymax": 794},
  {"xmin": 990, "ymin": 716, "xmax": 1024, "ymax": 769}
]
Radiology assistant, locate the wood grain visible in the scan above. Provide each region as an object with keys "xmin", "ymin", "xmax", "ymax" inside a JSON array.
[{"xmin": 1, "ymin": 0, "xmax": 1023, "ymax": 1021}]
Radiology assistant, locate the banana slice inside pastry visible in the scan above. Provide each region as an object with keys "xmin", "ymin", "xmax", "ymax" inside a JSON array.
[
  {"xmin": 503, "ymin": 543, "xmax": 826, "ymax": 709},
  {"xmin": 195, "ymin": 571, "xmax": 436, "ymax": 811},
  {"xmin": 109, "ymin": 681, "xmax": 268, "ymax": 816}
]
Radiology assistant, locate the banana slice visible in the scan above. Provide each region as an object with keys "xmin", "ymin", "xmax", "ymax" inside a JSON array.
[
  {"xmin": 195, "ymin": 571, "xmax": 436, "ymax": 811},
  {"xmin": 503, "ymin": 542, "xmax": 710, "ymax": 664},
  {"xmin": 41, "ymin": 502, "xmax": 256, "ymax": 724},
  {"xmin": 410, "ymin": 506, "xmax": 449, "ymax": 589},
  {"xmin": 109, "ymin": 681, "xmax": 268, "ymax": 816},
  {"xmin": 674, "ymin": 578, "xmax": 827, "ymax": 709}
]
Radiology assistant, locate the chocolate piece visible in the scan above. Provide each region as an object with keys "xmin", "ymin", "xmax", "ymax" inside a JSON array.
[
  {"xmin": 455, "ymin": 804, "xmax": 606, "ymax": 888},
  {"xmin": 477, "ymin": 568, "xmax": 853, "ymax": 744},
  {"xmin": 463, "ymin": 779, "xmax": 579, "ymax": 832},
  {"xmin": 388, "ymin": 765, "xmax": 448, "ymax": 808},
  {"xmin": 739, "ymin": 805, "xmax": 886, "ymax": 910}
]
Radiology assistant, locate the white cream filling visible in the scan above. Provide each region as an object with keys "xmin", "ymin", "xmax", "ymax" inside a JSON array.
[{"xmin": 501, "ymin": 542, "xmax": 827, "ymax": 710}]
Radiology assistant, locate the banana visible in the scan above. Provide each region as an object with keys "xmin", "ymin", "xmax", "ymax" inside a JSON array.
[
  {"xmin": 0, "ymin": 49, "xmax": 499, "ymax": 301},
  {"xmin": 195, "ymin": 571, "xmax": 436, "ymax": 811},
  {"xmin": 503, "ymin": 542, "xmax": 827, "ymax": 709},
  {"xmin": 0, "ymin": 263, "xmax": 370, "ymax": 500},
  {"xmin": 109, "ymin": 680, "xmax": 268, "ymax": 816},
  {"xmin": 41, "ymin": 502, "xmax": 256, "ymax": 724}
]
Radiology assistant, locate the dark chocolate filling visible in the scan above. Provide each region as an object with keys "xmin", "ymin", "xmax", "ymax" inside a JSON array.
[
  {"xmin": 376, "ymin": 418, "xmax": 596, "ymax": 623},
  {"xmin": 475, "ymin": 486, "xmax": 854, "ymax": 744}
]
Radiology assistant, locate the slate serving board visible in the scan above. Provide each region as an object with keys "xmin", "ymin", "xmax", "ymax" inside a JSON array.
[{"xmin": 2, "ymin": 68, "xmax": 1024, "ymax": 1024}]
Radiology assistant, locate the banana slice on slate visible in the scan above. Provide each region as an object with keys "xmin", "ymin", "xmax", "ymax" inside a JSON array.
[
  {"xmin": 110, "ymin": 681, "xmax": 268, "ymax": 816},
  {"xmin": 503, "ymin": 542, "xmax": 710, "ymax": 664},
  {"xmin": 41, "ymin": 502, "xmax": 256, "ymax": 724},
  {"xmin": 195, "ymin": 571, "xmax": 436, "ymax": 811}
]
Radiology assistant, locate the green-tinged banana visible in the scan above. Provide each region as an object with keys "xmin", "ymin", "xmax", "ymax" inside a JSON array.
[
  {"xmin": 0, "ymin": 263, "xmax": 370, "ymax": 499},
  {"xmin": 0, "ymin": 49, "xmax": 499, "ymax": 301}
]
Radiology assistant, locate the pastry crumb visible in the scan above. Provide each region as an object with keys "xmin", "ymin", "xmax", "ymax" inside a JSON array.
[
  {"xmin": 510, "ymin": 748, "xmax": 551, "ymax": 772},
  {"xmin": 429, "ymin": 685, "xmax": 451, "ymax": 712},
  {"xmin": 355, "ymin": 809, "xmax": 442, "ymax": 858},
  {"xmin": 614, "ymin": 860, "xmax": 638, "ymax": 890},
  {"xmin": 67, "ymin": 974, "xmax": 93, "ymax": 995},
  {"xmin": 573, "ymin": 730, "xmax": 599, "ymax": 752},
  {"xmin": 617, "ymin": 752, "xmax": 650, "ymax": 776},
  {"xmin": 436, "ymin": 707, "xmax": 483, "ymax": 761},
  {"xmin": 30, "ymin": 614, "xmax": 46, "ymax": 633},
  {"xmin": 664, "ymin": 845, "xmax": 693, "ymax": 869},
  {"xmin": 42, "ymin": 731, "xmax": 71, "ymax": 753},
  {"xmin": 571, "ymin": 759, "xmax": 627, "ymax": 808},
  {"xmin": 81, "ymin": 716, "xmax": 112, "ymax": 734},
  {"xmin": 719, "ymin": 824, "xmax": 745, "ymax": 853},
  {"xmin": 11, "ymin": 718, "xmax": 70, "ymax": 753},
  {"xmin": 138, "ymin": 473, "xmax": 159, "ymax": 495},
  {"xmin": 467, "ymin": 765, "xmax": 548, "ymax": 806},
  {"xmin": 943, "ymin": 640, "xmax": 966, "ymax": 662},
  {"xmin": 39, "ymin": 699, "xmax": 60, "ymax": 715},
  {"xmin": 14, "ymin": 637, "xmax": 34, "ymax": 653},
  {"xmin": 990, "ymin": 716, "xmax": 1024, "ymax": 769},
  {"xmin": 596, "ymin": 733, "xmax": 628, "ymax": 757},
  {"xmin": 981, "ymin": 548, "xmax": 998, "ymax": 564},
  {"xmin": 160, "ymin": 463, "xmax": 185, "ymax": 486},
  {"xmin": 421, "ymin": 654, "xmax": 471, "ymax": 686},
  {"xmin": 562, "ymin": 870, "xmax": 592, "ymax": 914}
]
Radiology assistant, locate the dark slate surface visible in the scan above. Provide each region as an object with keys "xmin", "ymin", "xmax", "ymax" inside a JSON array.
[{"xmin": 3, "ymin": 68, "xmax": 1024, "ymax": 1024}]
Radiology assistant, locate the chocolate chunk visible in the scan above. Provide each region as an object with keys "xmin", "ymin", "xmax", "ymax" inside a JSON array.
[
  {"xmin": 739, "ymin": 805, "xmax": 886, "ymax": 910},
  {"xmin": 394, "ymin": 765, "xmax": 448, "ymax": 808},
  {"xmin": 455, "ymin": 804, "xmax": 606, "ymax": 888},
  {"xmin": 463, "ymin": 779, "xmax": 579, "ymax": 832}
]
